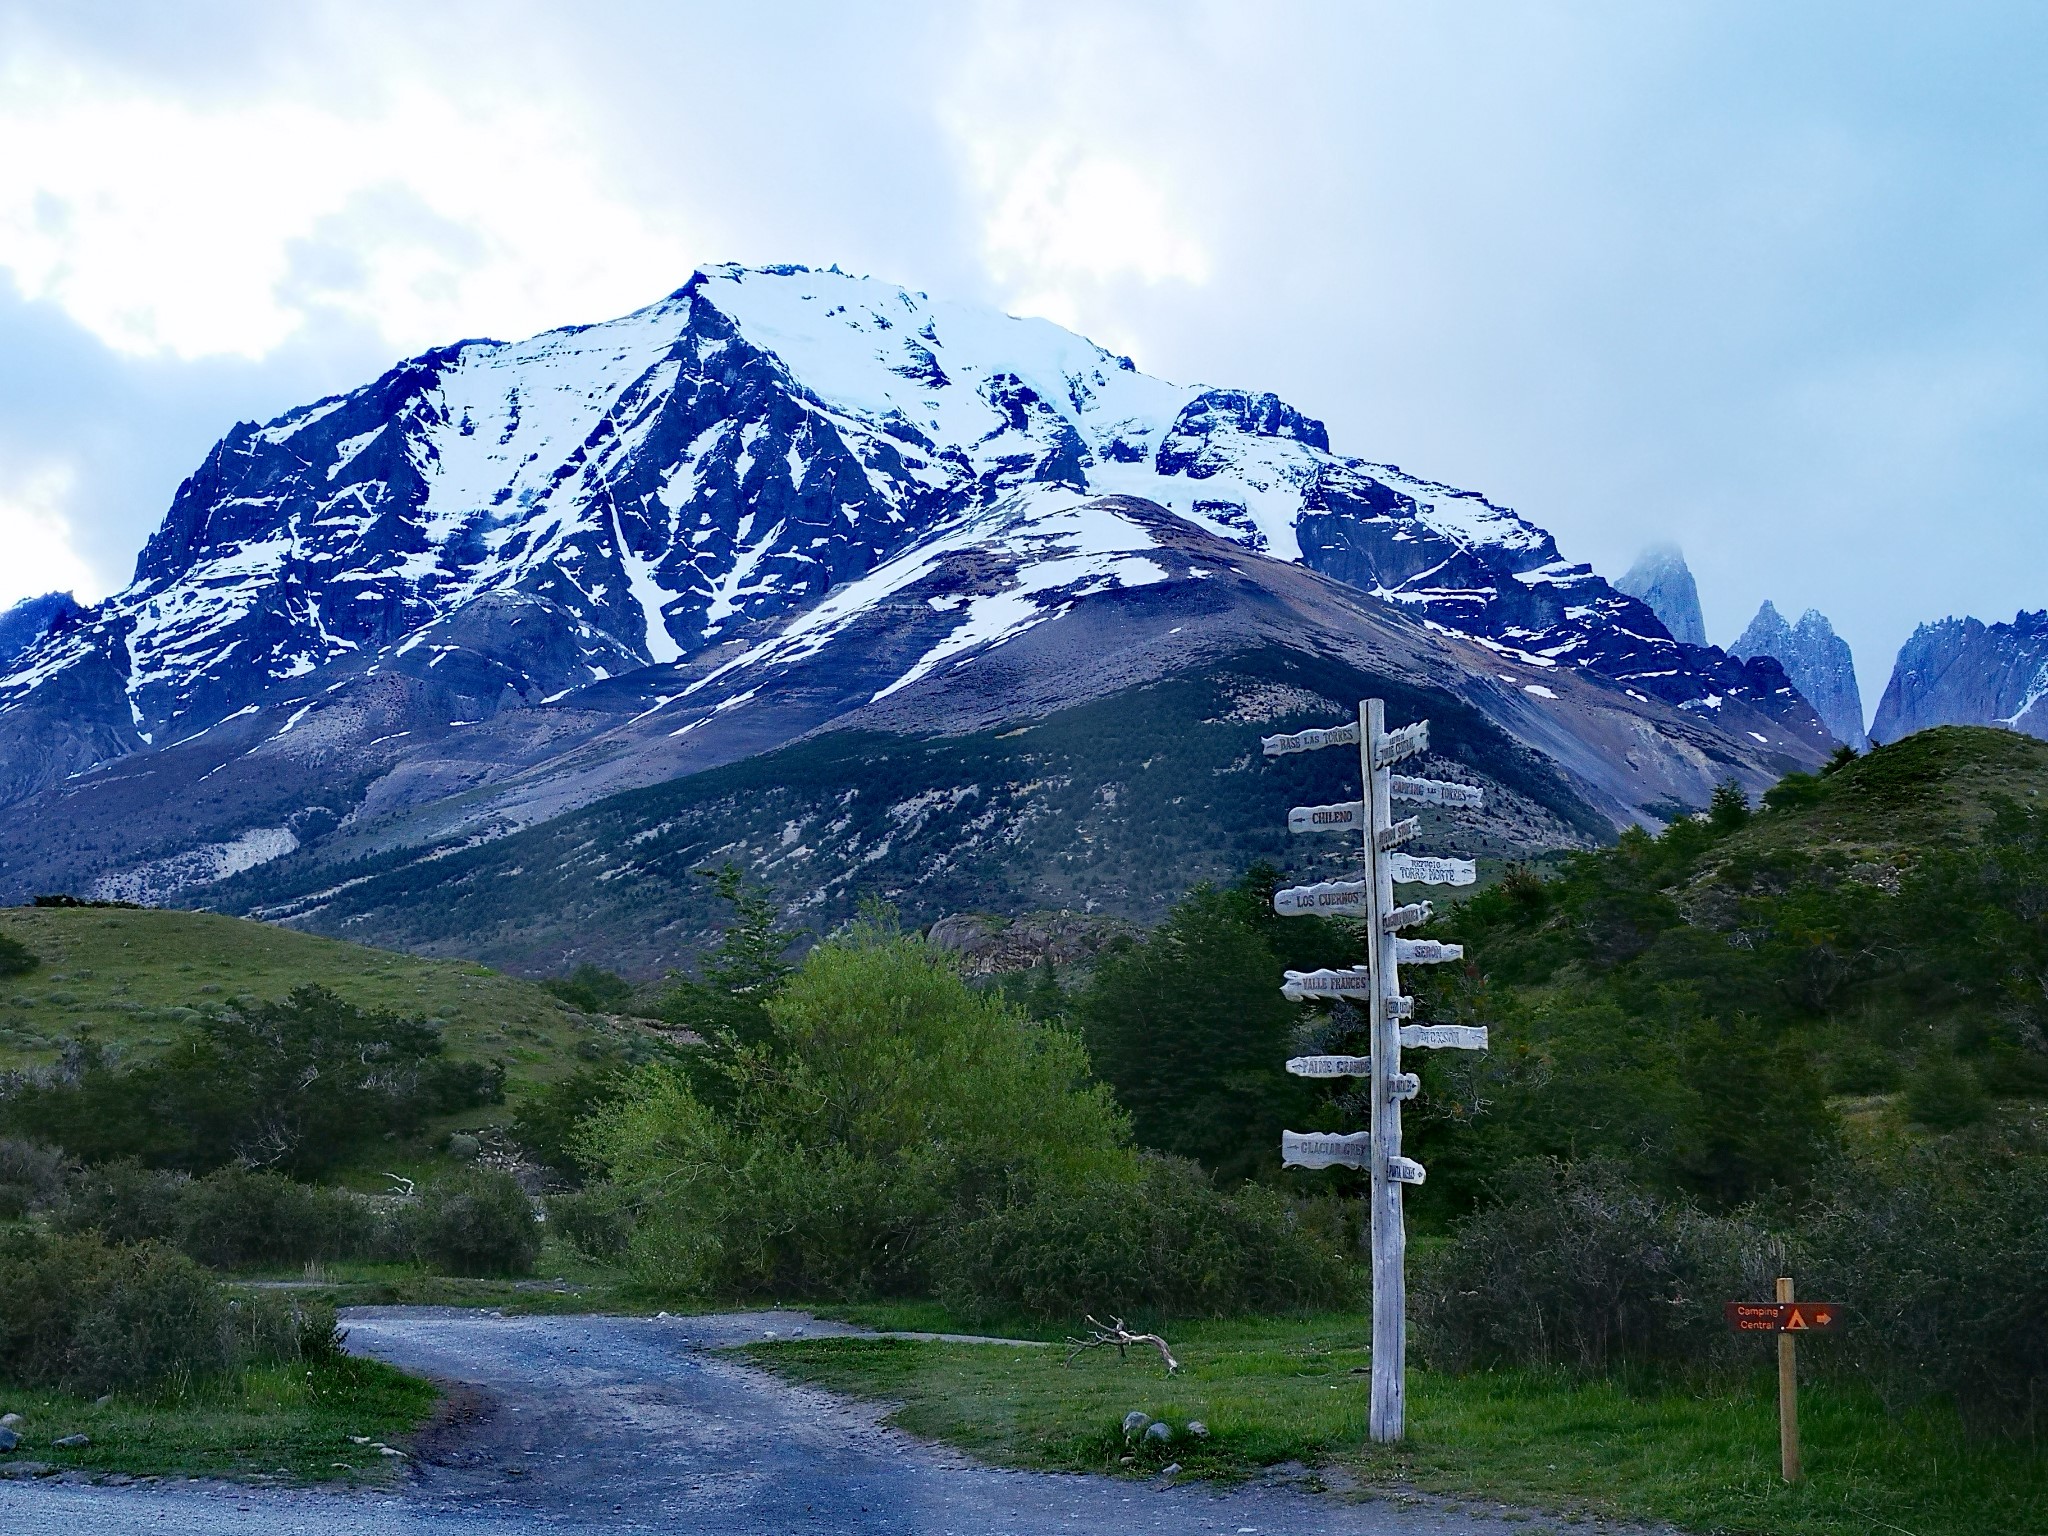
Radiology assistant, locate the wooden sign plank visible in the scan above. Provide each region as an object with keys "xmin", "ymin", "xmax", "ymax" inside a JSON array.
[
  {"xmin": 1394, "ymin": 938, "xmax": 1464, "ymax": 965},
  {"xmin": 1375, "ymin": 722, "xmax": 1429, "ymax": 765},
  {"xmin": 1388, "ymin": 1072, "xmax": 1421, "ymax": 1101},
  {"xmin": 1400, "ymin": 1023, "xmax": 1489, "ymax": 1050},
  {"xmin": 1281, "ymin": 1130, "xmax": 1371, "ymax": 1169},
  {"xmin": 1280, "ymin": 966, "xmax": 1374, "ymax": 999},
  {"xmin": 1273, "ymin": 879, "xmax": 1368, "ymax": 916},
  {"xmin": 1381, "ymin": 901, "xmax": 1433, "ymax": 931},
  {"xmin": 1288, "ymin": 800, "xmax": 1363, "ymax": 834},
  {"xmin": 1287, "ymin": 1054, "xmax": 1371, "ymax": 1078},
  {"xmin": 1386, "ymin": 1155, "xmax": 1427, "ymax": 1185},
  {"xmin": 1386, "ymin": 995, "xmax": 1416, "ymax": 1019},
  {"xmin": 1376, "ymin": 816, "xmax": 1422, "ymax": 851},
  {"xmin": 1390, "ymin": 775, "xmax": 1484, "ymax": 809},
  {"xmin": 1262, "ymin": 722, "xmax": 1361, "ymax": 757},
  {"xmin": 1388, "ymin": 852, "xmax": 1477, "ymax": 886}
]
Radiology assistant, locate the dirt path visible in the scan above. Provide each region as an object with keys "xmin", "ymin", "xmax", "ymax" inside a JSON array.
[{"xmin": 0, "ymin": 1306, "xmax": 1597, "ymax": 1534}]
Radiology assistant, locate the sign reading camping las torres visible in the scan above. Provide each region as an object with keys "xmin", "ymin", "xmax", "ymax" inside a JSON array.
[{"xmin": 1263, "ymin": 701, "xmax": 1490, "ymax": 1444}]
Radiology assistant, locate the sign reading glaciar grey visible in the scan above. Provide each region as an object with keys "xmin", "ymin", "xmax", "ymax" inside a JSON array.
[{"xmin": 1260, "ymin": 702, "xmax": 1490, "ymax": 1446}]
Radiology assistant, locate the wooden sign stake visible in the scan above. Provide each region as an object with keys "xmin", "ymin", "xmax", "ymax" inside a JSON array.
[
  {"xmin": 1266, "ymin": 699, "xmax": 1487, "ymax": 1445},
  {"xmin": 1359, "ymin": 700, "xmax": 1406, "ymax": 1444},
  {"xmin": 1777, "ymin": 1275, "xmax": 1801, "ymax": 1484}
]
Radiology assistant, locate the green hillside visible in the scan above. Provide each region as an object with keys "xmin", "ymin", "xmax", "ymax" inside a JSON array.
[
  {"xmin": 0, "ymin": 904, "xmax": 617, "ymax": 1087},
  {"xmin": 1408, "ymin": 726, "xmax": 2048, "ymax": 1213}
]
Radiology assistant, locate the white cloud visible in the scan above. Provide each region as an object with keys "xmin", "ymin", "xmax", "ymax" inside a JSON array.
[
  {"xmin": 0, "ymin": 45, "xmax": 695, "ymax": 361},
  {"xmin": 0, "ymin": 460, "xmax": 107, "ymax": 606}
]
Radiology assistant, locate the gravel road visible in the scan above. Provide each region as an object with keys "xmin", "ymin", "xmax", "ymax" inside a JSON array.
[{"xmin": 0, "ymin": 1307, "xmax": 1597, "ymax": 1535}]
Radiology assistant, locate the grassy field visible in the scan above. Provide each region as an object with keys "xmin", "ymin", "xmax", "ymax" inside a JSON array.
[
  {"xmin": 0, "ymin": 1355, "xmax": 437, "ymax": 1484},
  {"xmin": 743, "ymin": 1313, "xmax": 2048, "ymax": 1536},
  {"xmin": 0, "ymin": 905, "xmax": 634, "ymax": 1093}
]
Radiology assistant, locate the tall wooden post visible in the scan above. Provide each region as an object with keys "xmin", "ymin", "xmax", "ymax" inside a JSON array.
[
  {"xmin": 1266, "ymin": 702, "xmax": 1487, "ymax": 1448},
  {"xmin": 1777, "ymin": 1275, "xmax": 1801, "ymax": 1483},
  {"xmin": 1359, "ymin": 699, "xmax": 1405, "ymax": 1442}
]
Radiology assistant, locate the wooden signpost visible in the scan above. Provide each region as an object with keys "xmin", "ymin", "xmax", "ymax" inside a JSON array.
[
  {"xmin": 1725, "ymin": 1277, "xmax": 1841, "ymax": 1483},
  {"xmin": 1265, "ymin": 700, "xmax": 1488, "ymax": 1443}
]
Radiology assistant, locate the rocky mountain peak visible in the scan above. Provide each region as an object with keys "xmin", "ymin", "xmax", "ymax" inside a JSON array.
[
  {"xmin": 1873, "ymin": 610, "xmax": 2048, "ymax": 742},
  {"xmin": 1731, "ymin": 600, "xmax": 1866, "ymax": 748},
  {"xmin": 1614, "ymin": 543, "xmax": 1707, "ymax": 647}
]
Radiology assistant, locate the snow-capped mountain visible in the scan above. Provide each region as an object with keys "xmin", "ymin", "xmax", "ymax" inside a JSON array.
[
  {"xmin": 0, "ymin": 265, "xmax": 1830, "ymax": 911},
  {"xmin": 1615, "ymin": 544, "xmax": 1707, "ymax": 649},
  {"xmin": 1732, "ymin": 601, "xmax": 1865, "ymax": 748},
  {"xmin": 1873, "ymin": 610, "xmax": 2048, "ymax": 742},
  {"xmin": 0, "ymin": 592, "xmax": 81, "ymax": 670}
]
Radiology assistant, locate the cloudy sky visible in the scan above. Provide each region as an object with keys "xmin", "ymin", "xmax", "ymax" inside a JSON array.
[{"xmin": 2, "ymin": 2, "xmax": 2043, "ymax": 713}]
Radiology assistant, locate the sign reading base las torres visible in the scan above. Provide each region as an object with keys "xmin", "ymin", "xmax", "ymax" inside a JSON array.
[{"xmin": 1264, "ymin": 701, "xmax": 1490, "ymax": 1444}]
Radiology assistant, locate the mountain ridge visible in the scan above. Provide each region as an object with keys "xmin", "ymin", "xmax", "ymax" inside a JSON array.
[{"xmin": 0, "ymin": 264, "xmax": 1832, "ymax": 917}]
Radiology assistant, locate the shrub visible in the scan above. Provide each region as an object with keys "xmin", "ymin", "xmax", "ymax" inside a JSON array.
[
  {"xmin": 0, "ymin": 931, "xmax": 38, "ymax": 977},
  {"xmin": 0, "ymin": 986, "xmax": 503, "ymax": 1174},
  {"xmin": 0, "ymin": 1136, "xmax": 72, "ymax": 1219},
  {"xmin": 935, "ymin": 1154, "xmax": 1357, "ymax": 1322},
  {"xmin": 54, "ymin": 1159, "xmax": 190, "ymax": 1244},
  {"xmin": 588, "ymin": 918, "xmax": 1130, "ymax": 1299},
  {"xmin": 413, "ymin": 1168, "xmax": 539, "ymax": 1277},
  {"xmin": 0, "ymin": 1227, "xmax": 341, "ymax": 1394},
  {"xmin": 546, "ymin": 1188, "xmax": 633, "ymax": 1262},
  {"xmin": 541, "ymin": 963, "xmax": 636, "ymax": 1014},
  {"xmin": 175, "ymin": 1167, "xmax": 387, "ymax": 1270},
  {"xmin": 1904, "ymin": 1056, "xmax": 1988, "ymax": 1130},
  {"xmin": 1803, "ymin": 1146, "xmax": 2048, "ymax": 1436},
  {"xmin": 512, "ymin": 1066, "xmax": 632, "ymax": 1178},
  {"xmin": 1415, "ymin": 1158, "xmax": 1782, "ymax": 1374}
]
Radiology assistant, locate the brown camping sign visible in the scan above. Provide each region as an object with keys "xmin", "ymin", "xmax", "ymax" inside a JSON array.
[{"xmin": 1724, "ymin": 1301, "xmax": 1842, "ymax": 1333}]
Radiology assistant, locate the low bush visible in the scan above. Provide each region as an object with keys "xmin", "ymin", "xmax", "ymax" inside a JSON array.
[
  {"xmin": 512, "ymin": 1065, "xmax": 632, "ymax": 1178},
  {"xmin": 412, "ymin": 1168, "xmax": 539, "ymax": 1277},
  {"xmin": 1804, "ymin": 1145, "xmax": 2048, "ymax": 1437},
  {"xmin": 54, "ymin": 1159, "xmax": 189, "ymax": 1244},
  {"xmin": 1415, "ymin": 1158, "xmax": 1783, "ymax": 1374},
  {"xmin": 0, "ymin": 1228, "xmax": 335, "ymax": 1394},
  {"xmin": 0, "ymin": 986, "xmax": 503, "ymax": 1175},
  {"xmin": 935, "ymin": 1153, "xmax": 1358, "ymax": 1322},
  {"xmin": 0, "ymin": 931, "xmax": 38, "ymax": 977},
  {"xmin": 175, "ymin": 1168, "xmax": 390, "ymax": 1270},
  {"xmin": 545, "ymin": 1187, "xmax": 633, "ymax": 1262},
  {"xmin": 0, "ymin": 1136, "xmax": 72, "ymax": 1219}
]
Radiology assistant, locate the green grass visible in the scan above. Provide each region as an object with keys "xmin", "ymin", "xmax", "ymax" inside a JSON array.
[
  {"xmin": 0, "ymin": 906, "xmax": 630, "ymax": 1096},
  {"xmin": 742, "ymin": 1313, "xmax": 2048, "ymax": 1536},
  {"xmin": 0, "ymin": 1354, "xmax": 437, "ymax": 1484}
]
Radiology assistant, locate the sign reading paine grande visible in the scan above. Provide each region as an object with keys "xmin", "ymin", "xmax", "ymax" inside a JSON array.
[{"xmin": 1263, "ymin": 699, "xmax": 1489, "ymax": 1445}]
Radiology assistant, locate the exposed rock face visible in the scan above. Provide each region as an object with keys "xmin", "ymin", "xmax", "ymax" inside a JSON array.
[
  {"xmin": 0, "ymin": 593, "xmax": 82, "ymax": 669},
  {"xmin": 1872, "ymin": 611, "xmax": 2048, "ymax": 742},
  {"xmin": 1615, "ymin": 544, "xmax": 1707, "ymax": 648},
  {"xmin": 0, "ymin": 266, "xmax": 1835, "ymax": 911},
  {"xmin": 1732, "ymin": 601, "xmax": 1866, "ymax": 748}
]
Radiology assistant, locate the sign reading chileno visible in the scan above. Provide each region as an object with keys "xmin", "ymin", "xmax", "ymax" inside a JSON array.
[{"xmin": 1261, "ymin": 702, "xmax": 1492, "ymax": 1445}]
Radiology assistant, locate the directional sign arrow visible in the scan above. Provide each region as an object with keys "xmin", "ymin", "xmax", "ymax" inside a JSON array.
[
  {"xmin": 1279, "ymin": 966, "xmax": 1374, "ymax": 999},
  {"xmin": 1286, "ymin": 1054, "xmax": 1371, "ymax": 1078},
  {"xmin": 1262, "ymin": 722, "xmax": 1361, "ymax": 757},
  {"xmin": 1386, "ymin": 1156, "xmax": 1428, "ymax": 1185},
  {"xmin": 1287, "ymin": 800, "xmax": 1363, "ymax": 834},
  {"xmin": 1394, "ymin": 938, "xmax": 1464, "ymax": 965},
  {"xmin": 1273, "ymin": 880, "xmax": 1368, "ymax": 917},
  {"xmin": 1375, "ymin": 722, "xmax": 1429, "ymax": 765},
  {"xmin": 1382, "ymin": 902, "xmax": 1433, "ymax": 931},
  {"xmin": 1377, "ymin": 817, "xmax": 1422, "ymax": 851},
  {"xmin": 1282, "ymin": 1130, "xmax": 1372, "ymax": 1170},
  {"xmin": 1388, "ymin": 1072, "xmax": 1421, "ymax": 1101},
  {"xmin": 1391, "ymin": 775, "xmax": 1484, "ymax": 809},
  {"xmin": 1400, "ymin": 1023, "xmax": 1489, "ymax": 1050},
  {"xmin": 1388, "ymin": 852, "xmax": 1477, "ymax": 887},
  {"xmin": 1723, "ymin": 1301, "xmax": 1843, "ymax": 1334}
]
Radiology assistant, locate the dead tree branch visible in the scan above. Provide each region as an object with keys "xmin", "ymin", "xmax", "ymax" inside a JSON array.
[{"xmin": 1063, "ymin": 1314, "xmax": 1180, "ymax": 1375}]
